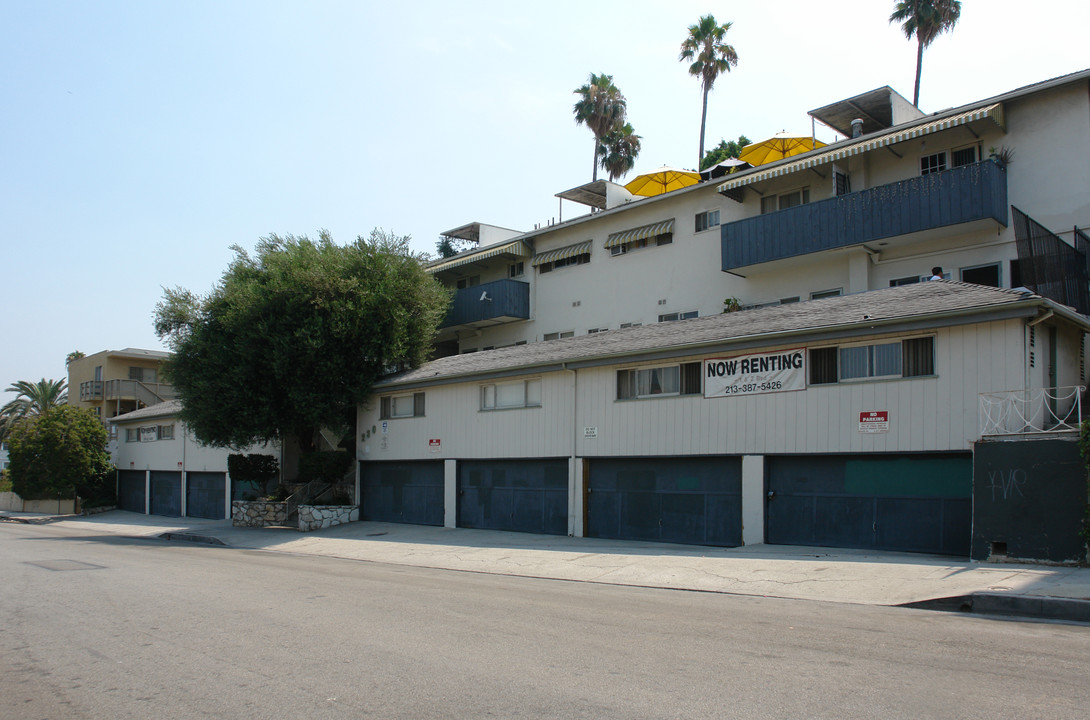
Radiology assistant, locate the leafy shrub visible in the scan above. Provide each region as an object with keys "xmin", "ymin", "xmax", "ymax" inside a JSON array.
[
  {"xmin": 228, "ymin": 453, "xmax": 279, "ymax": 499},
  {"xmin": 298, "ymin": 451, "xmax": 352, "ymax": 485}
]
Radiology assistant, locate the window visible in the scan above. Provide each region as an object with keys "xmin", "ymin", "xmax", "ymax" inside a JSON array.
[
  {"xmin": 960, "ymin": 263, "xmax": 1000, "ymax": 287},
  {"xmin": 126, "ymin": 428, "xmax": 138, "ymax": 442},
  {"xmin": 779, "ymin": 296, "xmax": 800, "ymax": 305},
  {"xmin": 695, "ymin": 210, "xmax": 720, "ymax": 233},
  {"xmin": 619, "ymin": 322, "xmax": 642, "ymax": 329},
  {"xmin": 951, "ymin": 146, "xmax": 977, "ymax": 168},
  {"xmin": 890, "ymin": 275, "xmax": 922, "ymax": 287},
  {"xmin": 921, "ymin": 152, "xmax": 947, "ymax": 175},
  {"xmin": 610, "ymin": 234, "xmax": 672, "ymax": 256},
  {"xmin": 617, "ymin": 362, "xmax": 701, "ymax": 399},
  {"xmin": 810, "ymin": 288, "xmax": 842, "ymax": 300},
  {"xmin": 834, "ymin": 168, "xmax": 851, "ymax": 196},
  {"xmin": 380, "ymin": 392, "xmax": 425, "ymax": 419},
  {"xmin": 158, "ymin": 424, "xmax": 174, "ymax": 440},
  {"xmin": 508, "ymin": 262, "xmax": 524, "ymax": 278},
  {"xmin": 840, "ymin": 342, "xmax": 902, "ymax": 380},
  {"xmin": 94, "ymin": 365, "xmax": 103, "ymax": 381},
  {"xmin": 481, "ymin": 379, "xmax": 541, "ymax": 410},
  {"xmin": 128, "ymin": 366, "xmax": 156, "ymax": 382},
  {"xmin": 539, "ymin": 253, "xmax": 590, "ymax": 273},
  {"xmin": 658, "ymin": 310, "xmax": 698, "ymax": 322},
  {"xmin": 760, "ymin": 188, "xmax": 810, "ymax": 214},
  {"xmin": 808, "ymin": 337, "xmax": 934, "ymax": 385},
  {"xmin": 543, "ymin": 331, "xmax": 574, "ymax": 341},
  {"xmin": 587, "ymin": 327, "xmax": 608, "ymax": 334},
  {"xmin": 456, "ymin": 275, "xmax": 481, "ymax": 289},
  {"xmin": 779, "ymin": 188, "xmax": 809, "ymax": 210}
]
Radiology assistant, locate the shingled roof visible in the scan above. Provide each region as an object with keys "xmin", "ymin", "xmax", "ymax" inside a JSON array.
[{"xmin": 378, "ymin": 282, "xmax": 1085, "ymax": 390}]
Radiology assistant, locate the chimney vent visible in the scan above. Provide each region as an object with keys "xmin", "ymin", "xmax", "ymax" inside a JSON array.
[{"xmin": 851, "ymin": 118, "xmax": 864, "ymax": 138}]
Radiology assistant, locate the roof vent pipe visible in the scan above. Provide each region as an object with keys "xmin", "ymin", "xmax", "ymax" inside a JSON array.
[{"xmin": 851, "ymin": 118, "xmax": 864, "ymax": 138}]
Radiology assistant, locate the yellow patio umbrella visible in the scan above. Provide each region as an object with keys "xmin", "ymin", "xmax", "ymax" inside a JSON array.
[
  {"xmin": 737, "ymin": 132, "xmax": 827, "ymax": 167},
  {"xmin": 623, "ymin": 166, "xmax": 702, "ymax": 197}
]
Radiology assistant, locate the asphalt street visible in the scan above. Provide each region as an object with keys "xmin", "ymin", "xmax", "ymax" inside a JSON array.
[{"xmin": 2, "ymin": 521, "xmax": 1089, "ymax": 719}]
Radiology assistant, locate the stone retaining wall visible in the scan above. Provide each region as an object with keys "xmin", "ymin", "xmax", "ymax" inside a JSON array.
[
  {"xmin": 298, "ymin": 504, "xmax": 358, "ymax": 532},
  {"xmin": 232, "ymin": 500, "xmax": 288, "ymax": 527}
]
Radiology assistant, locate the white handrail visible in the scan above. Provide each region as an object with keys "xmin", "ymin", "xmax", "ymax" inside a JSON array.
[{"xmin": 979, "ymin": 385, "xmax": 1084, "ymax": 436}]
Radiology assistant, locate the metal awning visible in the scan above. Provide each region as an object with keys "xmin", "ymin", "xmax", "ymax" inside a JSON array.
[
  {"xmin": 717, "ymin": 103, "xmax": 1005, "ymax": 193},
  {"xmin": 426, "ymin": 240, "xmax": 530, "ymax": 274},
  {"xmin": 531, "ymin": 240, "xmax": 592, "ymax": 267},
  {"xmin": 604, "ymin": 219, "xmax": 675, "ymax": 249}
]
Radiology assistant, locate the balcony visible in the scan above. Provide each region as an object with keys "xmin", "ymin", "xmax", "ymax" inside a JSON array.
[
  {"xmin": 722, "ymin": 160, "xmax": 1008, "ymax": 273},
  {"xmin": 440, "ymin": 278, "xmax": 530, "ymax": 331},
  {"xmin": 80, "ymin": 380, "xmax": 103, "ymax": 401}
]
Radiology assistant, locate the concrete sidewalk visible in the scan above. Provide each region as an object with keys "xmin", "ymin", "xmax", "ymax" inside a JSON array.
[{"xmin": 4, "ymin": 509, "xmax": 1089, "ymax": 620}]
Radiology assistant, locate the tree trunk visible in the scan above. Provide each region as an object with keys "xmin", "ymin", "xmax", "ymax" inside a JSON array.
[
  {"xmin": 591, "ymin": 139, "xmax": 599, "ymax": 182},
  {"xmin": 698, "ymin": 86, "xmax": 710, "ymax": 169},
  {"xmin": 913, "ymin": 37, "xmax": 924, "ymax": 106}
]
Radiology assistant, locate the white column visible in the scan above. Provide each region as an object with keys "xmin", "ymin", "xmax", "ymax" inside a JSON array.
[
  {"xmin": 144, "ymin": 470, "xmax": 151, "ymax": 515},
  {"xmin": 180, "ymin": 472, "xmax": 188, "ymax": 518},
  {"xmin": 224, "ymin": 471, "xmax": 233, "ymax": 520},
  {"xmin": 741, "ymin": 455, "xmax": 765, "ymax": 546},
  {"xmin": 443, "ymin": 459, "xmax": 457, "ymax": 528},
  {"xmin": 569, "ymin": 457, "xmax": 584, "ymax": 537},
  {"xmin": 848, "ymin": 249, "xmax": 871, "ymax": 294}
]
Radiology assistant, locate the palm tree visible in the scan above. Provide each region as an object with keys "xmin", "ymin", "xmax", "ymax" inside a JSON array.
[
  {"xmin": 573, "ymin": 73, "xmax": 628, "ymax": 182},
  {"xmin": 598, "ymin": 123, "xmax": 642, "ymax": 182},
  {"xmin": 0, "ymin": 379, "xmax": 69, "ymax": 437},
  {"xmin": 890, "ymin": 0, "xmax": 962, "ymax": 106},
  {"xmin": 680, "ymin": 15, "xmax": 739, "ymax": 170}
]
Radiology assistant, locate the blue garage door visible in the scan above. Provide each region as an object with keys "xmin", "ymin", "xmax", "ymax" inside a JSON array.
[
  {"xmin": 186, "ymin": 472, "xmax": 226, "ymax": 519},
  {"xmin": 149, "ymin": 471, "xmax": 182, "ymax": 517},
  {"xmin": 587, "ymin": 457, "xmax": 743, "ymax": 547},
  {"xmin": 360, "ymin": 461, "xmax": 444, "ymax": 526},
  {"xmin": 117, "ymin": 470, "xmax": 146, "ymax": 514},
  {"xmin": 766, "ymin": 454, "xmax": 972, "ymax": 557},
  {"xmin": 458, "ymin": 459, "xmax": 568, "ymax": 536}
]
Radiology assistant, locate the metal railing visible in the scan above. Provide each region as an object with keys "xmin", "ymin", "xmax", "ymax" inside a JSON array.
[{"xmin": 979, "ymin": 385, "xmax": 1085, "ymax": 436}]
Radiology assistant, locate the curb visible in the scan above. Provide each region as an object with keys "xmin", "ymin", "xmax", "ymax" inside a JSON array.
[
  {"xmin": 158, "ymin": 532, "xmax": 227, "ymax": 546},
  {"xmin": 970, "ymin": 592, "xmax": 1090, "ymax": 623}
]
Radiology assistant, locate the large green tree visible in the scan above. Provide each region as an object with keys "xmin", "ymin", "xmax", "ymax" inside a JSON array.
[
  {"xmin": 680, "ymin": 15, "xmax": 739, "ymax": 170},
  {"xmin": 0, "ymin": 378, "xmax": 68, "ymax": 442},
  {"xmin": 890, "ymin": 0, "xmax": 962, "ymax": 106},
  {"xmin": 154, "ymin": 229, "xmax": 450, "ymax": 450},
  {"xmin": 6, "ymin": 405, "xmax": 111, "ymax": 501},
  {"xmin": 573, "ymin": 73, "xmax": 628, "ymax": 182}
]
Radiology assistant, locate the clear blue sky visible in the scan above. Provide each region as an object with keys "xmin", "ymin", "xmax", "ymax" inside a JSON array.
[{"xmin": 2, "ymin": 1, "xmax": 1087, "ymax": 394}]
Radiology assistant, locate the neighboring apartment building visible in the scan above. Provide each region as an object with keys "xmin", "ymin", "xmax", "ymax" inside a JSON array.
[
  {"xmin": 427, "ymin": 68, "xmax": 1090, "ymax": 353},
  {"xmin": 111, "ymin": 400, "xmax": 279, "ymax": 520},
  {"xmin": 368, "ymin": 68, "xmax": 1090, "ymax": 558},
  {"xmin": 67, "ymin": 348, "xmax": 175, "ymax": 426}
]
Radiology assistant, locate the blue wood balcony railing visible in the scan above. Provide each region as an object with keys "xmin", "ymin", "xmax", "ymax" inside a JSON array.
[
  {"xmin": 441, "ymin": 278, "xmax": 530, "ymax": 329},
  {"xmin": 722, "ymin": 160, "xmax": 1008, "ymax": 272}
]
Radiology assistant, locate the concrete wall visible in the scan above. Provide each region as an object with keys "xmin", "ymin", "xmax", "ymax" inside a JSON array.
[{"xmin": 972, "ymin": 437, "xmax": 1088, "ymax": 563}]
